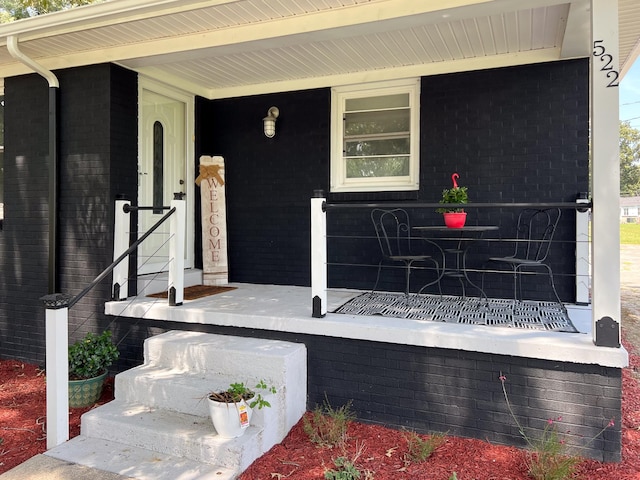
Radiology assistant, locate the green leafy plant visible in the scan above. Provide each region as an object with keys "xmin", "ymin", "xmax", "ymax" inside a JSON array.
[
  {"xmin": 403, "ymin": 429, "xmax": 447, "ymax": 463},
  {"xmin": 324, "ymin": 456, "xmax": 361, "ymax": 480},
  {"xmin": 448, "ymin": 473, "xmax": 458, "ymax": 480},
  {"xmin": 208, "ymin": 379, "xmax": 276, "ymax": 409},
  {"xmin": 304, "ymin": 396, "xmax": 355, "ymax": 448},
  {"xmin": 68, "ymin": 330, "xmax": 119, "ymax": 380},
  {"xmin": 499, "ymin": 373, "xmax": 614, "ymax": 480},
  {"xmin": 436, "ymin": 186, "xmax": 468, "ymax": 213}
]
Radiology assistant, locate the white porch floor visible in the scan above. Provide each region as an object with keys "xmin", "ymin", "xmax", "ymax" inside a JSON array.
[{"xmin": 105, "ymin": 283, "xmax": 627, "ymax": 368}]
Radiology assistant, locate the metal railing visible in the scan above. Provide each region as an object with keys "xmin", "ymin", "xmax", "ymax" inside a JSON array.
[
  {"xmin": 310, "ymin": 194, "xmax": 592, "ymax": 318},
  {"xmin": 41, "ymin": 196, "xmax": 186, "ymax": 449}
]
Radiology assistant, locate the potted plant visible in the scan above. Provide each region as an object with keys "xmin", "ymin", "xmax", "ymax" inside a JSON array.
[
  {"xmin": 436, "ymin": 173, "xmax": 468, "ymax": 228},
  {"xmin": 68, "ymin": 330, "xmax": 119, "ymax": 408},
  {"xmin": 207, "ymin": 380, "xmax": 276, "ymax": 438}
]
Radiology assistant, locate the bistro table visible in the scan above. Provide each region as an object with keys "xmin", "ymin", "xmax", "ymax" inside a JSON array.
[{"xmin": 413, "ymin": 225, "xmax": 499, "ymax": 299}]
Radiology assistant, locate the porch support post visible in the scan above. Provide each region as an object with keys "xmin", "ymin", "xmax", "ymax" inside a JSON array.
[
  {"xmin": 590, "ymin": 0, "xmax": 621, "ymax": 347},
  {"xmin": 112, "ymin": 196, "xmax": 130, "ymax": 301},
  {"xmin": 169, "ymin": 195, "xmax": 186, "ymax": 306},
  {"xmin": 41, "ymin": 294, "xmax": 71, "ymax": 449},
  {"xmin": 575, "ymin": 194, "xmax": 590, "ymax": 305},
  {"xmin": 311, "ymin": 191, "xmax": 327, "ymax": 318}
]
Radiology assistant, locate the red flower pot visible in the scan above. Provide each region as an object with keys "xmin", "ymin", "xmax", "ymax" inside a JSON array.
[{"xmin": 443, "ymin": 212, "xmax": 467, "ymax": 228}]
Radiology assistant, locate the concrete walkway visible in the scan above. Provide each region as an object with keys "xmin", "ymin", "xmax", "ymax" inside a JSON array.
[{"xmin": 0, "ymin": 455, "xmax": 133, "ymax": 480}]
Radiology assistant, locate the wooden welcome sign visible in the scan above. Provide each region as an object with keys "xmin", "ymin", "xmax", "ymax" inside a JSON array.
[{"xmin": 195, "ymin": 155, "xmax": 228, "ymax": 285}]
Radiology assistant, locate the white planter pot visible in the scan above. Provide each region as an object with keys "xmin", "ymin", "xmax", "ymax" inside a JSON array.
[{"xmin": 207, "ymin": 396, "xmax": 253, "ymax": 438}]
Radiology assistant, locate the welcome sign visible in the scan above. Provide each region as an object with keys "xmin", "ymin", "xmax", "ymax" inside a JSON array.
[{"xmin": 195, "ymin": 155, "xmax": 228, "ymax": 285}]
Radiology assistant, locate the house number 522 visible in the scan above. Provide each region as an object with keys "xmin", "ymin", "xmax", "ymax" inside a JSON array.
[{"xmin": 593, "ymin": 40, "xmax": 620, "ymax": 88}]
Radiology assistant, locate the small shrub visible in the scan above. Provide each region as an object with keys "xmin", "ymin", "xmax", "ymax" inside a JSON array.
[
  {"xmin": 403, "ymin": 430, "xmax": 446, "ymax": 463},
  {"xmin": 303, "ymin": 396, "xmax": 355, "ymax": 448},
  {"xmin": 324, "ymin": 456, "xmax": 361, "ymax": 480},
  {"xmin": 68, "ymin": 331, "xmax": 119, "ymax": 380}
]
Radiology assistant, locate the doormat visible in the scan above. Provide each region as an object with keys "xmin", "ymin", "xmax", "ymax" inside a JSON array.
[
  {"xmin": 334, "ymin": 292, "xmax": 578, "ymax": 332},
  {"xmin": 147, "ymin": 285, "xmax": 237, "ymax": 300}
]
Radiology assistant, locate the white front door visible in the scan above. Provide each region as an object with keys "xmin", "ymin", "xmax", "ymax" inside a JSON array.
[{"xmin": 138, "ymin": 81, "xmax": 194, "ymax": 275}]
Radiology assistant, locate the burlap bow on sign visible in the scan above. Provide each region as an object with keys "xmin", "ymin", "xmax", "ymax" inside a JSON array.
[{"xmin": 195, "ymin": 164, "xmax": 225, "ymax": 186}]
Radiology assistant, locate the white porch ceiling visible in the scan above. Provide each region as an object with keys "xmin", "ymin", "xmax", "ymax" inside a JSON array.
[{"xmin": 0, "ymin": 0, "xmax": 638, "ymax": 99}]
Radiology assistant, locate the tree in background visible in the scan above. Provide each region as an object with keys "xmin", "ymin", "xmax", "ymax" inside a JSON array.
[
  {"xmin": 0, "ymin": 0, "xmax": 101, "ymax": 21},
  {"xmin": 621, "ymin": 121, "xmax": 640, "ymax": 196}
]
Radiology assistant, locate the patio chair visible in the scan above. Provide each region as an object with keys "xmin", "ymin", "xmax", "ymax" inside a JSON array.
[
  {"xmin": 481, "ymin": 208, "xmax": 564, "ymax": 307},
  {"xmin": 371, "ymin": 208, "xmax": 441, "ymax": 295}
]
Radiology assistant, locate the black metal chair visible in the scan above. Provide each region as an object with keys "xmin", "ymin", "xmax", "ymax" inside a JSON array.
[
  {"xmin": 482, "ymin": 208, "xmax": 564, "ymax": 307},
  {"xmin": 371, "ymin": 208, "xmax": 441, "ymax": 295}
]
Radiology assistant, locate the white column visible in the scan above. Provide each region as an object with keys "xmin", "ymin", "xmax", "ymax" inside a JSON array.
[
  {"xmin": 112, "ymin": 198, "xmax": 130, "ymax": 301},
  {"xmin": 590, "ymin": 0, "xmax": 621, "ymax": 346},
  {"xmin": 311, "ymin": 194, "xmax": 327, "ymax": 317},
  {"xmin": 575, "ymin": 196, "xmax": 591, "ymax": 304},
  {"xmin": 169, "ymin": 197, "xmax": 186, "ymax": 306},
  {"xmin": 44, "ymin": 300, "xmax": 69, "ymax": 449}
]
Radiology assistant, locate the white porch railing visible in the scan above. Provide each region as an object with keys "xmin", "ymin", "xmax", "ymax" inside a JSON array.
[
  {"xmin": 310, "ymin": 195, "xmax": 598, "ymax": 338},
  {"xmin": 42, "ymin": 196, "xmax": 186, "ymax": 449}
]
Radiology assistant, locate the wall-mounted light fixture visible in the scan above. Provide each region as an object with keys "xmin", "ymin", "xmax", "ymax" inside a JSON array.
[{"xmin": 263, "ymin": 106, "xmax": 279, "ymax": 138}]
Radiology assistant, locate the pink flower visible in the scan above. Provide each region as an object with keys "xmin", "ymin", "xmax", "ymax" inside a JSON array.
[
  {"xmin": 608, "ymin": 419, "xmax": 615, "ymax": 427},
  {"xmin": 499, "ymin": 374, "xmax": 506, "ymax": 382},
  {"xmin": 547, "ymin": 418, "xmax": 554, "ymax": 425}
]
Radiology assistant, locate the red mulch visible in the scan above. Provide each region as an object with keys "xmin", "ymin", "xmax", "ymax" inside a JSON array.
[
  {"xmin": 1, "ymin": 347, "xmax": 640, "ymax": 479},
  {"xmin": 0, "ymin": 360, "xmax": 114, "ymax": 474}
]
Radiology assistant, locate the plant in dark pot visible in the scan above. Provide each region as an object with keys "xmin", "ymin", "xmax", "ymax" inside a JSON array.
[
  {"xmin": 436, "ymin": 172, "xmax": 469, "ymax": 228},
  {"xmin": 68, "ymin": 330, "xmax": 119, "ymax": 408},
  {"xmin": 207, "ymin": 380, "xmax": 276, "ymax": 438}
]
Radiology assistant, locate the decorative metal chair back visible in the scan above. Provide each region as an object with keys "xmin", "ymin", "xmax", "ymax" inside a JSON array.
[
  {"xmin": 371, "ymin": 208, "xmax": 414, "ymax": 257},
  {"xmin": 370, "ymin": 208, "xmax": 440, "ymax": 295},
  {"xmin": 509, "ymin": 208, "xmax": 561, "ymax": 262}
]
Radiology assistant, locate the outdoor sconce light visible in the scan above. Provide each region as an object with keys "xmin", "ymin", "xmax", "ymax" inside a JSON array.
[{"xmin": 263, "ymin": 106, "xmax": 279, "ymax": 138}]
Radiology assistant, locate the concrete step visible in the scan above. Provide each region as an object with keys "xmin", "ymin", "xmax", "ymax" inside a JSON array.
[
  {"xmin": 46, "ymin": 436, "xmax": 238, "ymax": 480},
  {"xmin": 114, "ymin": 364, "xmax": 279, "ymax": 419},
  {"xmin": 142, "ymin": 331, "xmax": 306, "ymax": 434},
  {"xmin": 59, "ymin": 331, "xmax": 308, "ymax": 478},
  {"xmin": 79, "ymin": 400, "xmax": 262, "ymax": 472}
]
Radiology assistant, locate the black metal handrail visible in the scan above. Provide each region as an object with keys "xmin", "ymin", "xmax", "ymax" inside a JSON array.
[
  {"xmin": 324, "ymin": 201, "xmax": 592, "ymax": 211},
  {"xmin": 67, "ymin": 206, "xmax": 176, "ymax": 308}
]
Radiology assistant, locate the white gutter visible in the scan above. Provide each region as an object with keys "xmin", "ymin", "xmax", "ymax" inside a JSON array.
[{"xmin": 6, "ymin": 35, "xmax": 58, "ymax": 87}]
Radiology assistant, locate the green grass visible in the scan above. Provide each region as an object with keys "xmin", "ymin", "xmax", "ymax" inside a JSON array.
[{"xmin": 621, "ymin": 223, "xmax": 640, "ymax": 245}]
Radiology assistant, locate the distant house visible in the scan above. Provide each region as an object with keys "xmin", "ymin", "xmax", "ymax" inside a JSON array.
[{"xmin": 620, "ymin": 196, "xmax": 640, "ymax": 223}]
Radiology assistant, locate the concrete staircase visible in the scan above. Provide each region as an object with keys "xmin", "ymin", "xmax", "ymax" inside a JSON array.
[{"xmin": 46, "ymin": 331, "xmax": 307, "ymax": 480}]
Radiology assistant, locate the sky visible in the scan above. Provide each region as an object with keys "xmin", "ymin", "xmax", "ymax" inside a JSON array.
[{"xmin": 620, "ymin": 60, "xmax": 640, "ymax": 129}]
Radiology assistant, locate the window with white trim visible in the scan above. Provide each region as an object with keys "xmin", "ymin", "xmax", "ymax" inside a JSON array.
[{"xmin": 330, "ymin": 79, "xmax": 420, "ymax": 193}]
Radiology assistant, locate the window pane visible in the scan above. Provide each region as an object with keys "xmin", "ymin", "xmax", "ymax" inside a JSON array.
[
  {"xmin": 346, "ymin": 93, "xmax": 409, "ymax": 111},
  {"xmin": 346, "ymin": 156, "xmax": 410, "ymax": 178},
  {"xmin": 153, "ymin": 121, "xmax": 164, "ymax": 214},
  {"xmin": 345, "ymin": 138, "xmax": 410, "ymax": 156},
  {"xmin": 345, "ymin": 109, "xmax": 409, "ymax": 136}
]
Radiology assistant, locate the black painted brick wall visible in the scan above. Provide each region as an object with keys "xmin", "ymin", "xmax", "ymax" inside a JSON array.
[
  {"xmin": 111, "ymin": 319, "xmax": 621, "ymax": 462},
  {"xmin": 195, "ymin": 60, "xmax": 588, "ymax": 301},
  {"xmin": 195, "ymin": 89, "xmax": 330, "ymax": 286},
  {"xmin": 0, "ymin": 64, "xmax": 137, "ymax": 365},
  {"xmin": 0, "ymin": 74, "xmax": 50, "ymax": 364}
]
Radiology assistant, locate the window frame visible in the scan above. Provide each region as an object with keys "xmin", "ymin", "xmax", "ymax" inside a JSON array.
[{"xmin": 330, "ymin": 78, "xmax": 420, "ymax": 193}]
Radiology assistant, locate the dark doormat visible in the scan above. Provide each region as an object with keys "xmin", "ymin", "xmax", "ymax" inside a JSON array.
[{"xmin": 147, "ymin": 285, "xmax": 237, "ymax": 300}]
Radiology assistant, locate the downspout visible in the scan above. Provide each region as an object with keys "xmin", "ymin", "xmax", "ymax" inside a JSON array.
[{"xmin": 7, "ymin": 36, "xmax": 60, "ymax": 294}]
